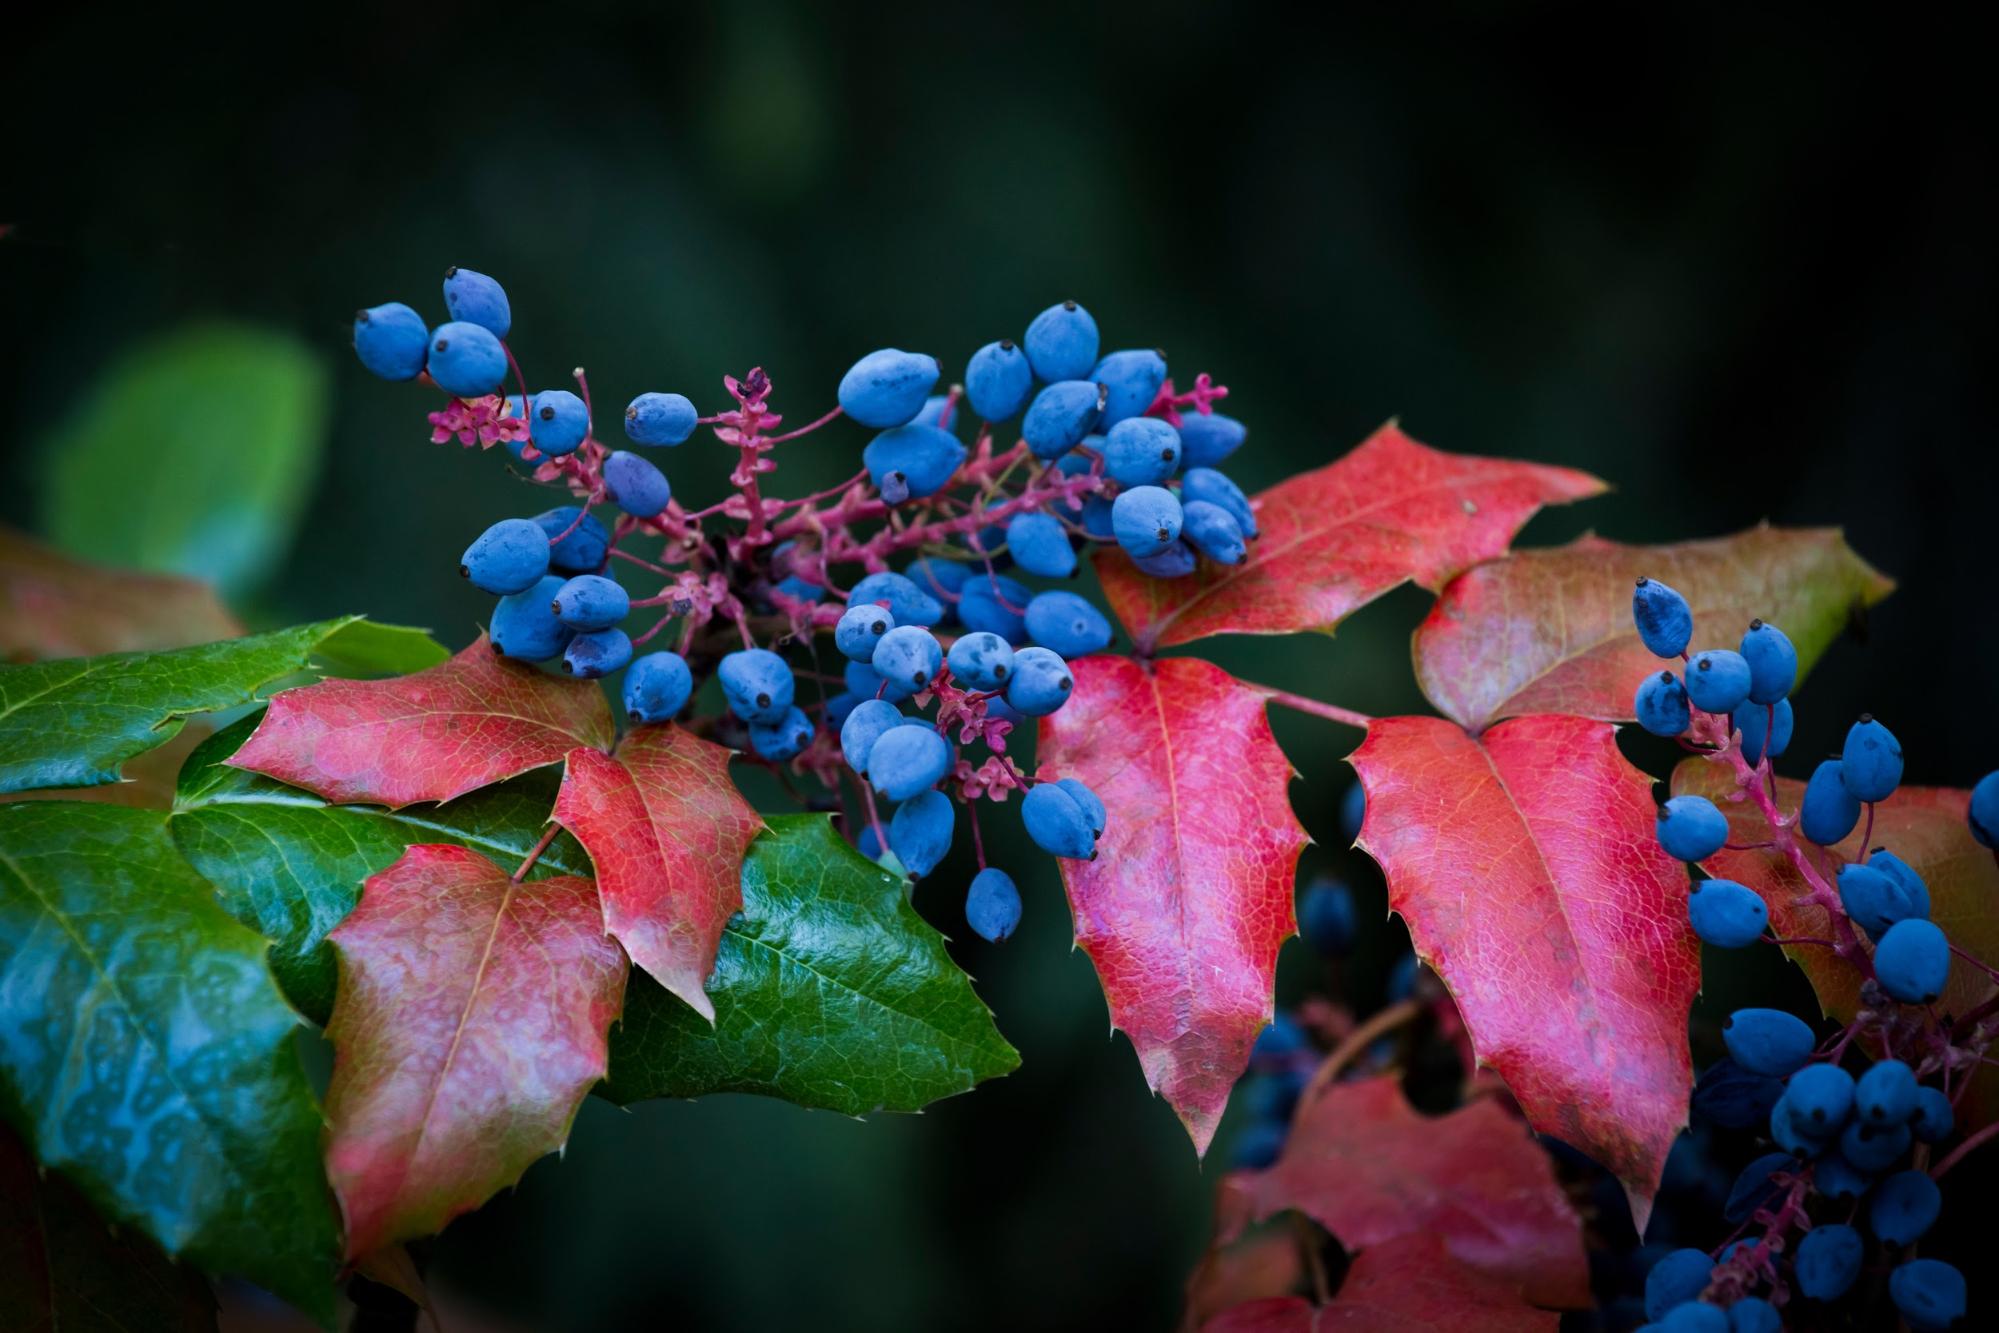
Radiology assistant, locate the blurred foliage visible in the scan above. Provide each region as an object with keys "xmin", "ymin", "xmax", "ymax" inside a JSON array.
[{"xmin": 5, "ymin": 3, "xmax": 1994, "ymax": 1330}]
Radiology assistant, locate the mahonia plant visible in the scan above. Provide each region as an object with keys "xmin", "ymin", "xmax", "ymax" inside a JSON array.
[{"xmin": 1, "ymin": 262, "xmax": 1994, "ymax": 1328}]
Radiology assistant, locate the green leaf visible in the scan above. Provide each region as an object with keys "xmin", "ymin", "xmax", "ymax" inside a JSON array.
[
  {"xmin": 0, "ymin": 615, "xmax": 363, "ymax": 794},
  {"xmin": 0, "ymin": 803, "xmax": 338, "ymax": 1323},
  {"xmin": 40, "ymin": 324, "xmax": 328, "ymax": 598},
  {"xmin": 311, "ymin": 618, "xmax": 451, "ymax": 678},
  {"xmin": 602, "ymin": 814, "xmax": 1018, "ymax": 1114},
  {"xmin": 169, "ymin": 713, "xmax": 588, "ymax": 1025}
]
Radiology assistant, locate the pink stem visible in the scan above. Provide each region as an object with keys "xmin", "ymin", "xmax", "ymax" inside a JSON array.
[{"xmin": 1249, "ymin": 685, "xmax": 1373, "ymax": 730}]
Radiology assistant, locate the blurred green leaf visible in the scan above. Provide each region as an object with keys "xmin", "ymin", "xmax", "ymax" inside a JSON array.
[
  {"xmin": 313, "ymin": 618, "xmax": 450, "ymax": 677},
  {"xmin": 40, "ymin": 323, "xmax": 327, "ymax": 596}
]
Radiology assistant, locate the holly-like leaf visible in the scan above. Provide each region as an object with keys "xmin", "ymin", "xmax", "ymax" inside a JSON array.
[
  {"xmin": 170, "ymin": 713, "xmax": 591, "ymax": 1026},
  {"xmin": 554, "ymin": 726, "xmax": 763, "ymax": 1022},
  {"xmin": 602, "ymin": 815, "xmax": 1018, "ymax": 1113},
  {"xmin": 1201, "ymin": 1235, "xmax": 1559, "ymax": 1333},
  {"xmin": 0, "ymin": 615, "xmax": 373, "ymax": 795},
  {"xmin": 0, "ymin": 524, "xmax": 243, "ymax": 663},
  {"xmin": 1671, "ymin": 761, "xmax": 1999, "ymax": 1117},
  {"xmin": 229, "ymin": 636, "xmax": 614, "ymax": 808},
  {"xmin": 1349, "ymin": 714, "xmax": 1697, "ymax": 1230},
  {"xmin": 1036, "ymin": 655, "xmax": 1308, "ymax": 1154},
  {"xmin": 1414, "ymin": 527, "xmax": 1893, "ymax": 732},
  {"xmin": 0, "ymin": 1123, "xmax": 217, "ymax": 1332},
  {"xmin": 1096, "ymin": 424, "xmax": 1604, "ymax": 651},
  {"xmin": 308, "ymin": 619, "xmax": 451, "ymax": 679},
  {"xmin": 323, "ymin": 844, "xmax": 626, "ymax": 1260},
  {"xmin": 0, "ymin": 803, "xmax": 337, "ymax": 1322},
  {"xmin": 1224, "ymin": 1075, "xmax": 1587, "ymax": 1307}
]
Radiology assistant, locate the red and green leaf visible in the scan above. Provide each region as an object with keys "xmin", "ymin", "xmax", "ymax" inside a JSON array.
[
  {"xmin": 0, "ymin": 524, "xmax": 242, "ymax": 662},
  {"xmin": 230, "ymin": 636, "xmax": 614, "ymax": 808},
  {"xmin": 1096, "ymin": 424, "xmax": 1604, "ymax": 651},
  {"xmin": 1200, "ymin": 1235, "xmax": 1559, "ymax": 1333},
  {"xmin": 1038, "ymin": 655, "xmax": 1308, "ymax": 1154},
  {"xmin": 554, "ymin": 726, "xmax": 764, "ymax": 1022},
  {"xmin": 1414, "ymin": 528, "xmax": 1893, "ymax": 732},
  {"xmin": 1224, "ymin": 1075, "xmax": 1587, "ymax": 1307},
  {"xmin": 1349, "ymin": 714, "xmax": 1697, "ymax": 1230},
  {"xmin": 323, "ymin": 845, "xmax": 627, "ymax": 1259}
]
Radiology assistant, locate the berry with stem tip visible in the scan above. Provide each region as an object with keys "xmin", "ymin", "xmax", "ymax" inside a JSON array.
[
  {"xmin": 1102, "ymin": 417, "xmax": 1181, "ymax": 486},
  {"xmin": 1739, "ymin": 619, "xmax": 1796, "ymax": 704},
  {"xmin": 946, "ymin": 631, "xmax": 1013, "ymax": 692},
  {"xmin": 1180, "ymin": 467, "xmax": 1257, "ymax": 537},
  {"xmin": 1841, "ymin": 1119, "xmax": 1912, "ymax": 1171},
  {"xmin": 604, "ymin": 451, "xmax": 672, "ymax": 518},
  {"xmin": 1657, "ymin": 795, "xmax": 1729, "ymax": 861},
  {"xmin": 717, "ymin": 648, "xmax": 795, "ymax": 725},
  {"xmin": 461, "ymin": 518, "xmax": 550, "ymax": 595},
  {"xmin": 1684, "ymin": 649, "xmax": 1752, "ymax": 714},
  {"xmin": 623, "ymin": 651, "xmax": 693, "ymax": 723},
  {"xmin": 1090, "ymin": 348, "xmax": 1167, "ymax": 429},
  {"xmin": 965, "ymin": 867, "xmax": 1022, "ymax": 942},
  {"xmin": 870, "ymin": 625, "xmax": 943, "ymax": 692},
  {"xmin": 1176, "ymin": 412, "xmax": 1246, "ymax": 469},
  {"xmin": 834, "ymin": 603, "xmax": 894, "ymax": 662},
  {"xmin": 1687, "ymin": 879, "xmax": 1768, "ymax": 948},
  {"xmin": 624, "ymin": 391, "xmax": 698, "ymax": 445},
  {"xmin": 563, "ymin": 628, "xmax": 632, "ymax": 678},
  {"xmin": 749, "ymin": 706, "xmax": 814, "ymax": 762},
  {"xmin": 552, "ymin": 574, "xmax": 629, "ymax": 631},
  {"xmin": 1786, "ymin": 1062, "xmax": 1856, "ymax": 1130},
  {"xmin": 1855, "ymin": 1058, "xmax": 1918, "ymax": 1123},
  {"xmin": 426, "ymin": 321, "xmax": 509, "ymax": 397},
  {"xmin": 965, "ymin": 339, "xmax": 1034, "ymax": 421},
  {"xmin": 1722, "ymin": 1007, "xmax": 1816, "ymax": 1076},
  {"xmin": 1799, "ymin": 760, "xmax": 1862, "ymax": 845},
  {"xmin": 848, "ymin": 571, "xmax": 945, "ymax": 628},
  {"xmin": 1021, "ymin": 782, "xmax": 1095, "ymax": 858},
  {"xmin": 1054, "ymin": 778, "xmax": 1105, "ymax": 839},
  {"xmin": 837, "ymin": 348, "xmax": 940, "ymax": 429},
  {"xmin": 1815, "ymin": 1152, "xmax": 1873, "ymax": 1201},
  {"xmin": 1181, "ymin": 501, "xmax": 1246, "ymax": 565},
  {"xmin": 1005, "ymin": 646, "xmax": 1073, "ymax": 716},
  {"xmin": 1874, "ymin": 918, "xmax": 1949, "ymax": 1003},
  {"xmin": 863, "ymin": 423, "xmax": 966, "ymax": 501},
  {"xmin": 441, "ymin": 266, "xmax": 512, "ymax": 338},
  {"xmin": 1023, "ymin": 591, "xmax": 1112, "ymax": 657},
  {"xmin": 1635, "ymin": 670, "xmax": 1692, "ymax": 737},
  {"xmin": 1023, "ymin": 300, "xmax": 1100, "ymax": 382},
  {"xmin": 839, "ymin": 698, "xmax": 903, "ymax": 774},
  {"xmin": 1840, "ymin": 714, "xmax": 1903, "ymax": 803},
  {"xmin": 490, "ymin": 575, "xmax": 574, "ymax": 661},
  {"xmin": 1111, "ymin": 485, "xmax": 1183, "ymax": 558},
  {"xmin": 865, "ymin": 725, "xmax": 953, "ymax": 801},
  {"xmin": 529, "ymin": 389, "xmax": 589, "ymax": 456},
  {"xmin": 353, "ymin": 302, "xmax": 430, "ymax": 380},
  {"xmin": 1021, "ymin": 381, "xmax": 1104, "ymax": 459},
  {"xmin": 1631, "ymin": 577, "xmax": 1693, "ymax": 658},
  {"xmin": 888, "ymin": 789, "xmax": 954, "ymax": 877}
]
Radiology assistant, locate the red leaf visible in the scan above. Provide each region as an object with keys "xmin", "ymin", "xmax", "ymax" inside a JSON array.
[
  {"xmin": 1349, "ymin": 714, "xmax": 1697, "ymax": 1230},
  {"xmin": 0, "ymin": 524, "xmax": 242, "ymax": 661},
  {"xmin": 1201, "ymin": 1235, "xmax": 1559, "ymax": 1333},
  {"xmin": 1097, "ymin": 424, "xmax": 1604, "ymax": 651},
  {"xmin": 324, "ymin": 845, "xmax": 627, "ymax": 1258},
  {"xmin": 553, "ymin": 726, "xmax": 764, "ymax": 1022},
  {"xmin": 230, "ymin": 636, "xmax": 614, "ymax": 807},
  {"xmin": 1037, "ymin": 655, "xmax": 1308, "ymax": 1153},
  {"xmin": 1671, "ymin": 761, "xmax": 1999, "ymax": 1121},
  {"xmin": 1413, "ymin": 528, "xmax": 1893, "ymax": 732},
  {"xmin": 1226, "ymin": 1075, "xmax": 1587, "ymax": 1307}
]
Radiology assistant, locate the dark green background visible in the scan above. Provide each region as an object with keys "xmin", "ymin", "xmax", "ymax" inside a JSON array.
[{"xmin": 6, "ymin": 5, "xmax": 1994, "ymax": 1329}]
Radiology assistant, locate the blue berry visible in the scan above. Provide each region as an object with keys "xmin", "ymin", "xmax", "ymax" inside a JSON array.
[
  {"xmin": 1871, "ymin": 850, "xmax": 1932, "ymax": 921},
  {"xmin": 1090, "ymin": 348, "xmax": 1166, "ymax": 429},
  {"xmin": 623, "ymin": 391, "xmax": 699, "ymax": 446},
  {"xmin": 968, "ymin": 498, "xmax": 1010, "ymax": 558},
  {"xmin": 1054, "ymin": 778, "xmax": 1105, "ymax": 839},
  {"xmin": 1635, "ymin": 671, "xmax": 1692, "ymax": 737},
  {"xmin": 1727, "ymin": 1297, "xmax": 1781, "ymax": 1333},
  {"xmin": 1386, "ymin": 952, "xmax": 1419, "ymax": 1002},
  {"xmin": 1723, "ymin": 1008, "xmax": 1815, "ymax": 1076},
  {"xmin": 535, "ymin": 507, "xmax": 609, "ymax": 573},
  {"xmin": 1838, "ymin": 861, "xmax": 1924, "ymax": 942},
  {"xmin": 1111, "ymin": 485, "xmax": 1183, "ymax": 558},
  {"xmin": 1644, "ymin": 1249, "xmax": 1714, "ymax": 1321},
  {"xmin": 846, "ymin": 658, "xmax": 914, "ymax": 704},
  {"xmin": 352, "ymin": 302, "xmax": 430, "ymax": 380},
  {"xmin": 839, "ymin": 698, "xmax": 903, "ymax": 774},
  {"xmin": 1890, "ymin": 1258, "xmax": 1965, "ymax": 1331},
  {"xmin": 717, "ymin": 648, "xmax": 794, "ymax": 724},
  {"xmin": 1177, "ymin": 412, "xmax": 1247, "ymax": 469},
  {"xmin": 1340, "ymin": 784, "xmax": 1365, "ymax": 841},
  {"xmin": 864, "ymin": 423, "xmax": 966, "ymax": 501},
  {"xmin": 871, "ymin": 625, "xmax": 943, "ymax": 691},
  {"xmin": 563, "ymin": 628, "xmax": 632, "ymax": 679},
  {"xmin": 1911, "ymin": 1086, "xmax": 1954, "ymax": 1143},
  {"xmin": 1687, "ymin": 879, "xmax": 1767, "ymax": 948},
  {"xmin": 849, "ymin": 571, "xmax": 945, "ymax": 628},
  {"xmin": 490, "ymin": 575, "xmax": 573, "ymax": 661},
  {"xmin": 958, "ymin": 574, "xmax": 1031, "ymax": 643},
  {"xmin": 838, "ymin": 348, "xmax": 940, "ymax": 428},
  {"xmin": 1770, "ymin": 1094, "xmax": 1833, "ymax": 1158},
  {"xmin": 425, "ymin": 321, "xmax": 508, "ymax": 397},
  {"xmin": 1024, "ymin": 591, "xmax": 1112, "ymax": 658},
  {"xmin": 1024, "ymin": 300, "xmax": 1100, "ymax": 382},
  {"xmin": 1874, "ymin": 918, "xmax": 1949, "ymax": 1004},
  {"xmin": 749, "ymin": 706, "xmax": 814, "ymax": 762},
  {"xmin": 1794, "ymin": 1223, "xmax": 1863, "ymax": 1300},
  {"xmin": 1841, "ymin": 1120, "xmax": 1911, "ymax": 1172},
  {"xmin": 1251, "ymin": 1014, "xmax": 1308, "ymax": 1065},
  {"xmin": 1006, "ymin": 646, "xmax": 1073, "ymax": 716},
  {"xmin": 1229, "ymin": 1120, "xmax": 1287, "ymax": 1171},
  {"xmin": 907, "ymin": 558, "xmax": 972, "ymax": 603},
  {"xmin": 1180, "ymin": 468, "xmax": 1257, "ymax": 537},
  {"xmin": 1022, "ymin": 782, "xmax": 1095, "ymax": 858},
  {"xmin": 825, "ymin": 691, "xmax": 863, "ymax": 728},
  {"xmin": 1022, "ymin": 381, "xmax": 1105, "ymax": 459},
  {"xmin": 1662, "ymin": 1301, "xmax": 1729, "ymax": 1333},
  {"xmin": 1692, "ymin": 1058, "xmax": 1784, "ymax": 1130},
  {"xmin": 1786, "ymin": 1062, "xmax": 1856, "ymax": 1131},
  {"xmin": 1005, "ymin": 512, "xmax": 1077, "ymax": 578},
  {"xmin": 604, "ymin": 450, "xmax": 672, "ymax": 518},
  {"xmin": 1813, "ymin": 1152, "xmax": 1873, "ymax": 1201},
  {"xmin": 914, "ymin": 394, "xmax": 958, "ymax": 430},
  {"xmin": 623, "ymin": 651, "xmax": 693, "ymax": 723},
  {"xmin": 1243, "ymin": 1069, "xmax": 1307, "ymax": 1122},
  {"xmin": 857, "ymin": 824, "xmax": 884, "ymax": 859},
  {"xmin": 1733, "ymin": 697, "xmax": 1793, "ymax": 765},
  {"xmin": 889, "ymin": 789, "xmax": 954, "ymax": 877},
  {"xmin": 965, "ymin": 339, "xmax": 1034, "ymax": 421},
  {"xmin": 1685, "ymin": 650, "xmax": 1753, "ymax": 714},
  {"xmin": 1632, "ymin": 578, "xmax": 1693, "ymax": 658},
  {"xmin": 986, "ymin": 695, "xmax": 1029, "ymax": 729},
  {"xmin": 1869, "ymin": 1168, "xmax": 1940, "ymax": 1244},
  {"xmin": 1300, "ymin": 877, "xmax": 1356, "ymax": 955},
  {"xmin": 1182, "ymin": 501, "xmax": 1247, "ymax": 565},
  {"xmin": 946, "ymin": 631, "xmax": 1014, "ymax": 691},
  {"xmin": 461, "ymin": 518, "xmax": 550, "ymax": 595},
  {"xmin": 441, "ymin": 266, "xmax": 511, "ymax": 337},
  {"xmin": 1132, "ymin": 540, "xmax": 1198, "ymax": 579},
  {"xmin": 965, "ymin": 867, "xmax": 1022, "ymax": 942},
  {"xmin": 1800, "ymin": 760, "xmax": 1862, "ymax": 846},
  {"xmin": 528, "ymin": 389, "xmax": 589, "ymax": 456},
  {"xmin": 865, "ymin": 725, "xmax": 952, "ymax": 801},
  {"xmin": 1840, "ymin": 715, "xmax": 1903, "ymax": 803},
  {"xmin": 1657, "ymin": 795, "xmax": 1729, "ymax": 862},
  {"xmin": 835, "ymin": 603, "xmax": 894, "ymax": 662},
  {"xmin": 1079, "ymin": 496, "xmax": 1116, "ymax": 542},
  {"xmin": 1723, "ymin": 1152, "xmax": 1791, "ymax": 1223},
  {"xmin": 1102, "ymin": 417, "xmax": 1181, "ymax": 486},
  {"xmin": 1739, "ymin": 620, "xmax": 1796, "ymax": 704},
  {"xmin": 552, "ymin": 574, "xmax": 629, "ymax": 630},
  {"xmin": 1971, "ymin": 770, "xmax": 1999, "ymax": 848}
]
